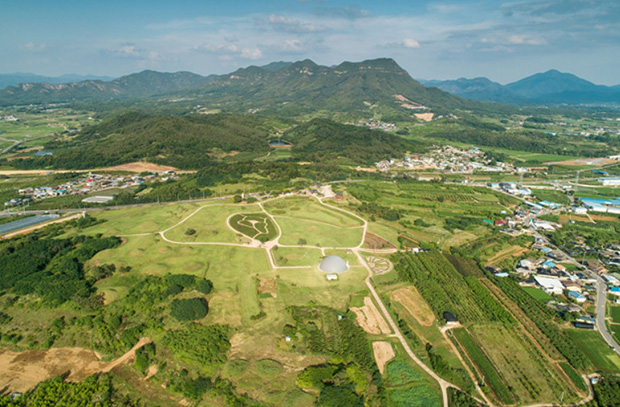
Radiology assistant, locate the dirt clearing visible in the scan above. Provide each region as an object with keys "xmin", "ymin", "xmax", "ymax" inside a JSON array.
[
  {"xmin": 351, "ymin": 297, "xmax": 391, "ymax": 335},
  {"xmin": 390, "ymin": 286, "xmax": 435, "ymax": 326},
  {"xmin": 364, "ymin": 232, "xmax": 396, "ymax": 250},
  {"xmin": 372, "ymin": 342, "xmax": 395, "ymax": 374},
  {"xmin": 100, "ymin": 162, "xmax": 180, "ymax": 173},
  {"xmin": 258, "ymin": 278, "xmax": 278, "ymax": 298},
  {"xmin": 0, "ymin": 338, "xmax": 150, "ymax": 393}
]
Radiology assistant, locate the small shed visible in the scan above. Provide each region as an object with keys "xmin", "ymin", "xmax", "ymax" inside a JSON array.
[{"xmin": 443, "ymin": 312, "xmax": 458, "ymax": 325}]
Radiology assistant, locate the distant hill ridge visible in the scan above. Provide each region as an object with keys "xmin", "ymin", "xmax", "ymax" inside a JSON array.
[
  {"xmin": 422, "ymin": 69, "xmax": 620, "ymax": 105},
  {"xmin": 0, "ymin": 58, "xmax": 481, "ymax": 113},
  {"xmin": 0, "ymin": 70, "xmax": 216, "ymax": 105},
  {"xmin": 0, "ymin": 73, "xmax": 115, "ymax": 89}
]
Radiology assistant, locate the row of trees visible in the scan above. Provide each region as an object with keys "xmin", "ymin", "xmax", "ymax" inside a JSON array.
[{"xmin": 490, "ymin": 275, "xmax": 589, "ymax": 370}]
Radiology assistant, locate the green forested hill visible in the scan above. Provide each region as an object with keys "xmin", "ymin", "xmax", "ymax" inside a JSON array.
[
  {"xmin": 7, "ymin": 113, "xmax": 272, "ymax": 169},
  {"xmin": 286, "ymin": 118, "xmax": 423, "ymax": 164}
]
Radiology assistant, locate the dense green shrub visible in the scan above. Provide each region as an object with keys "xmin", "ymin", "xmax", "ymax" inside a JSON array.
[{"xmin": 170, "ymin": 298, "xmax": 208, "ymax": 321}]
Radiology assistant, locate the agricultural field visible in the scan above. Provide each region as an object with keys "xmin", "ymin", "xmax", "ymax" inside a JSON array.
[
  {"xmin": 384, "ymin": 358, "xmax": 442, "ymax": 407},
  {"xmin": 391, "ymin": 251, "xmax": 583, "ymax": 405},
  {"xmin": 522, "ymin": 286, "xmax": 555, "ymax": 303},
  {"xmin": 342, "ymin": 180, "xmax": 519, "ymax": 250},
  {"xmin": 565, "ymin": 330, "xmax": 620, "ymax": 373}
]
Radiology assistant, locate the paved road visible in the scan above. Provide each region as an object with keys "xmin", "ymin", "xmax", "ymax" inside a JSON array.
[{"xmin": 595, "ymin": 277, "xmax": 620, "ymax": 355}]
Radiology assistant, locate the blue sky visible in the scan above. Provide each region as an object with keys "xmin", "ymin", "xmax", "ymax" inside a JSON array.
[{"xmin": 2, "ymin": 0, "xmax": 619, "ymax": 85}]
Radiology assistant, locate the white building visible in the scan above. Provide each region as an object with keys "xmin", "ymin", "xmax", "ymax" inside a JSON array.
[
  {"xmin": 534, "ymin": 275, "xmax": 565, "ymax": 295},
  {"xmin": 600, "ymin": 178, "xmax": 620, "ymax": 186}
]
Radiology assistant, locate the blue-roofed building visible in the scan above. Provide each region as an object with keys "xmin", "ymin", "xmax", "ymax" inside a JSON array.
[
  {"xmin": 542, "ymin": 260, "xmax": 556, "ymax": 268},
  {"xmin": 541, "ymin": 247, "xmax": 552, "ymax": 253},
  {"xmin": 567, "ymin": 291, "xmax": 586, "ymax": 303},
  {"xmin": 610, "ymin": 287, "xmax": 620, "ymax": 296},
  {"xmin": 580, "ymin": 197, "xmax": 620, "ymax": 213}
]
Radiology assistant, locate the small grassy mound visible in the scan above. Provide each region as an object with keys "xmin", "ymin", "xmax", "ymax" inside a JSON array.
[
  {"xmin": 223, "ymin": 359, "xmax": 251, "ymax": 378},
  {"xmin": 255, "ymin": 359, "xmax": 284, "ymax": 377}
]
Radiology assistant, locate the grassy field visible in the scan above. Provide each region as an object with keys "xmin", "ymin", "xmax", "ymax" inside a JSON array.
[
  {"xmin": 271, "ymin": 246, "xmax": 323, "ymax": 267},
  {"xmin": 264, "ymin": 196, "xmax": 364, "ymax": 227},
  {"xmin": 565, "ymin": 329, "xmax": 620, "ymax": 373},
  {"xmin": 82, "ymin": 202, "xmax": 203, "ymax": 236},
  {"xmin": 610, "ymin": 306, "xmax": 620, "ymax": 325},
  {"xmin": 275, "ymin": 216, "xmax": 364, "ymax": 247},
  {"xmin": 522, "ymin": 286, "xmax": 555, "ymax": 302},
  {"xmin": 164, "ymin": 203, "xmax": 261, "ymax": 243}
]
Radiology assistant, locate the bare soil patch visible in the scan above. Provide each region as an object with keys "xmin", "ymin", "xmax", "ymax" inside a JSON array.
[
  {"xmin": 100, "ymin": 162, "xmax": 179, "ymax": 173},
  {"xmin": 414, "ymin": 113, "xmax": 434, "ymax": 122},
  {"xmin": 258, "ymin": 278, "xmax": 278, "ymax": 298},
  {"xmin": 390, "ymin": 286, "xmax": 435, "ymax": 327},
  {"xmin": 364, "ymin": 232, "xmax": 396, "ymax": 250},
  {"xmin": 372, "ymin": 342, "xmax": 395, "ymax": 374},
  {"xmin": 0, "ymin": 338, "xmax": 150, "ymax": 393},
  {"xmin": 351, "ymin": 297, "xmax": 391, "ymax": 335},
  {"xmin": 546, "ymin": 157, "xmax": 617, "ymax": 166}
]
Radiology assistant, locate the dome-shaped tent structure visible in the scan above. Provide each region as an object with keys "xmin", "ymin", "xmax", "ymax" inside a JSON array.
[{"xmin": 319, "ymin": 255, "xmax": 349, "ymax": 274}]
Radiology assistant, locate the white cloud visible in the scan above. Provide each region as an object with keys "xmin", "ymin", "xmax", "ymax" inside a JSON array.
[
  {"xmin": 508, "ymin": 34, "xmax": 546, "ymax": 45},
  {"xmin": 402, "ymin": 38, "xmax": 420, "ymax": 48},
  {"xmin": 268, "ymin": 14, "xmax": 327, "ymax": 33},
  {"xmin": 195, "ymin": 42, "xmax": 262, "ymax": 60},
  {"xmin": 240, "ymin": 47, "xmax": 263, "ymax": 59},
  {"xmin": 23, "ymin": 42, "xmax": 46, "ymax": 52}
]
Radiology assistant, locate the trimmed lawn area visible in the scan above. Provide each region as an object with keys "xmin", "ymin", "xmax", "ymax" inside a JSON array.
[
  {"xmin": 272, "ymin": 246, "xmax": 323, "ymax": 267},
  {"xmin": 83, "ymin": 202, "xmax": 202, "ymax": 235},
  {"xmin": 165, "ymin": 203, "xmax": 261, "ymax": 243},
  {"xmin": 275, "ymin": 216, "xmax": 363, "ymax": 247},
  {"xmin": 264, "ymin": 196, "xmax": 364, "ymax": 227}
]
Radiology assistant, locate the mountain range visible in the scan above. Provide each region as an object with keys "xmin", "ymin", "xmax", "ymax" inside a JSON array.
[
  {"xmin": 1, "ymin": 61, "xmax": 618, "ymax": 109},
  {"xmin": 420, "ymin": 70, "xmax": 620, "ymax": 105},
  {"xmin": 0, "ymin": 59, "xmax": 479, "ymax": 113}
]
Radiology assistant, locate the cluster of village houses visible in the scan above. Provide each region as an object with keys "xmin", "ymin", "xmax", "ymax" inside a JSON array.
[
  {"xmin": 4, "ymin": 171, "xmax": 177, "ymax": 207},
  {"xmin": 375, "ymin": 145, "xmax": 543, "ymax": 174}
]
